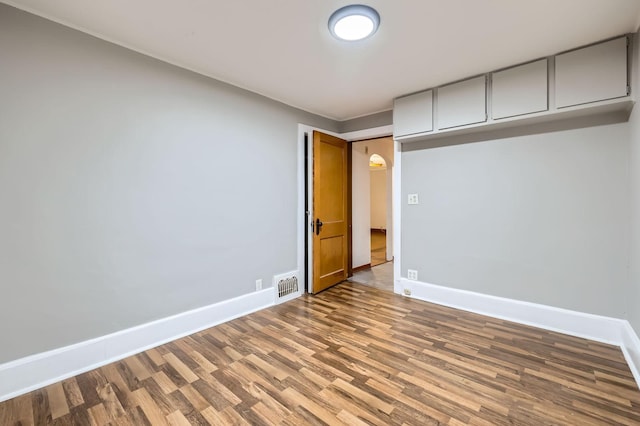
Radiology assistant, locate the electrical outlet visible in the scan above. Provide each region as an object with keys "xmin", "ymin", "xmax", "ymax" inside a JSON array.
[
  {"xmin": 255, "ymin": 279, "xmax": 262, "ymax": 291},
  {"xmin": 403, "ymin": 288, "xmax": 412, "ymax": 296},
  {"xmin": 408, "ymin": 194, "xmax": 419, "ymax": 205},
  {"xmin": 407, "ymin": 269, "xmax": 418, "ymax": 281}
]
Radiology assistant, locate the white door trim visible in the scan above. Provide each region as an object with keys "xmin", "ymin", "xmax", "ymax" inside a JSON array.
[{"xmin": 392, "ymin": 139, "xmax": 402, "ymax": 294}]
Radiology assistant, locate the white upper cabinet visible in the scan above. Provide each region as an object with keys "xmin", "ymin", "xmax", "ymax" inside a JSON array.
[
  {"xmin": 393, "ymin": 90, "xmax": 433, "ymax": 137},
  {"xmin": 392, "ymin": 35, "xmax": 632, "ymax": 142},
  {"xmin": 555, "ymin": 37, "xmax": 628, "ymax": 108},
  {"xmin": 492, "ymin": 59, "xmax": 548, "ymax": 119},
  {"xmin": 437, "ymin": 76, "xmax": 487, "ymax": 130}
]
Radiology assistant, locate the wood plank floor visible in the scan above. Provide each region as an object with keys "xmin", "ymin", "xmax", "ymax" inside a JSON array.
[{"xmin": 1, "ymin": 282, "xmax": 639, "ymax": 425}]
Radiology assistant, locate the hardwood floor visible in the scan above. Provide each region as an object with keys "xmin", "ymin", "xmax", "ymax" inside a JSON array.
[{"xmin": 1, "ymin": 282, "xmax": 639, "ymax": 425}]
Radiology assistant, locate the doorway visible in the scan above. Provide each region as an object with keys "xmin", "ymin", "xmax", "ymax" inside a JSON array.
[
  {"xmin": 369, "ymin": 153, "xmax": 388, "ymax": 267},
  {"xmin": 300, "ymin": 124, "xmax": 395, "ymax": 296},
  {"xmin": 351, "ymin": 137, "xmax": 394, "ymax": 271},
  {"xmin": 347, "ymin": 137, "xmax": 394, "ymax": 292}
]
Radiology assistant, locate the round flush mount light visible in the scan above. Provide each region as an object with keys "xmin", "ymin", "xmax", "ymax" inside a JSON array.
[{"xmin": 328, "ymin": 4, "xmax": 380, "ymax": 41}]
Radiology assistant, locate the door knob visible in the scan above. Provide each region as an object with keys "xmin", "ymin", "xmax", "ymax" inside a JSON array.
[{"xmin": 315, "ymin": 218, "xmax": 323, "ymax": 235}]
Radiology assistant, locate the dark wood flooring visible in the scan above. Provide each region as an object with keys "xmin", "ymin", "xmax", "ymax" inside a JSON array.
[{"xmin": 1, "ymin": 282, "xmax": 639, "ymax": 425}]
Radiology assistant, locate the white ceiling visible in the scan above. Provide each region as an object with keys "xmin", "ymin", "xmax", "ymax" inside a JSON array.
[{"xmin": 3, "ymin": 0, "xmax": 640, "ymax": 121}]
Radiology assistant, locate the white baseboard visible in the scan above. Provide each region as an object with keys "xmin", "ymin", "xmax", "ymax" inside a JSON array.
[
  {"xmin": 621, "ymin": 321, "xmax": 640, "ymax": 386},
  {"xmin": 399, "ymin": 278, "xmax": 640, "ymax": 387},
  {"xmin": 0, "ymin": 289, "xmax": 275, "ymax": 403}
]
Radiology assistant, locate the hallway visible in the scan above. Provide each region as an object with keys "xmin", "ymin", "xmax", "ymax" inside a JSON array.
[
  {"xmin": 370, "ymin": 229, "xmax": 387, "ymax": 267},
  {"xmin": 350, "ymin": 260, "xmax": 393, "ymax": 292}
]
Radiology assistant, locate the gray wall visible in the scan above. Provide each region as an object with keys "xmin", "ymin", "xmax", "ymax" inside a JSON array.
[
  {"xmin": 0, "ymin": 4, "xmax": 338, "ymax": 363},
  {"xmin": 339, "ymin": 110, "xmax": 393, "ymax": 134},
  {"xmin": 629, "ymin": 33, "xmax": 640, "ymax": 333},
  {"xmin": 401, "ymin": 124, "xmax": 630, "ymax": 318}
]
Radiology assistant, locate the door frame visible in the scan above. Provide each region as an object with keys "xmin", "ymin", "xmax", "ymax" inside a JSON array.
[{"xmin": 297, "ymin": 123, "xmax": 396, "ymax": 294}]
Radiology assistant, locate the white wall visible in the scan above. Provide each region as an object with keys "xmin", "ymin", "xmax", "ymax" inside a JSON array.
[
  {"xmin": 352, "ymin": 146, "xmax": 371, "ymax": 268},
  {"xmin": 370, "ymin": 169, "xmax": 387, "ymax": 229},
  {"xmin": 0, "ymin": 4, "xmax": 338, "ymax": 364},
  {"xmin": 629, "ymin": 33, "xmax": 640, "ymax": 334},
  {"xmin": 351, "ymin": 138, "xmax": 394, "ymax": 268},
  {"xmin": 401, "ymin": 123, "xmax": 630, "ymax": 318}
]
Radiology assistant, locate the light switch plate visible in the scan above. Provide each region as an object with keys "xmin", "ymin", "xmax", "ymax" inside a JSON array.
[{"xmin": 408, "ymin": 194, "xmax": 419, "ymax": 205}]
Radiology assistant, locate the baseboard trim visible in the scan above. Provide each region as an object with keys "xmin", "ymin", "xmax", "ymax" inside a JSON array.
[
  {"xmin": 399, "ymin": 278, "xmax": 640, "ymax": 387},
  {"xmin": 0, "ymin": 289, "xmax": 275, "ymax": 403},
  {"xmin": 621, "ymin": 321, "xmax": 640, "ymax": 386},
  {"xmin": 353, "ymin": 263, "xmax": 372, "ymax": 273}
]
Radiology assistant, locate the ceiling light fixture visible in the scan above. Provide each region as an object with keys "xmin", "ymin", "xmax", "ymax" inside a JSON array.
[{"xmin": 328, "ymin": 4, "xmax": 380, "ymax": 41}]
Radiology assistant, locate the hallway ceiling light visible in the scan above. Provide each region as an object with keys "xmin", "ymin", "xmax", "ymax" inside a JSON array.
[
  {"xmin": 328, "ymin": 4, "xmax": 380, "ymax": 41},
  {"xmin": 370, "ymin": 153, "xmax": 386, "ymax": 168}
]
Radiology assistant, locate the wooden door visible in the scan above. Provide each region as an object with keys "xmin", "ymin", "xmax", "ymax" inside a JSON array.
[{"xmin": 312, "ymin": 131, "xmax": 348, "ymax": 293}]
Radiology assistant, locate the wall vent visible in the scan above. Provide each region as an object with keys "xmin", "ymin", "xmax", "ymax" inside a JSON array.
[{"xmin": 273, "ymin": 271, "xmax": 300, "ymax": 304}]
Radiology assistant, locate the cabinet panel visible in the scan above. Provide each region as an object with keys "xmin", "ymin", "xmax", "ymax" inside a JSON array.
[
  {"xmin": 556, "ymin": 37, "xmax": 628, "ymax": 108},
  {"xmin": 437, "ymin": 76, "xmax": 487, "ymax": 130},
  {"xmin": 393, "ymin": 90, "xmax": 433, "ymax": 137},
  {"xmin": 492, "ymin": 59, "xmax": 548, "ymax": 119}
]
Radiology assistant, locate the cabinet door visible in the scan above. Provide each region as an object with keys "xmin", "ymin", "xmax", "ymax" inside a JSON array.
[
  {"xmin": 393, "ymin": 90, "xmax": 433, "ymax": 137},
  {"xmin": 492, "ymin": 59, "xmax": 548, "ymax": 119},
  {"xmin": 556, "ymin": 37, "xmax": 628, "ymax": 108},
  {"xmin": 437, "ymin": 76, "xmax": 487, "ymax": 130}
]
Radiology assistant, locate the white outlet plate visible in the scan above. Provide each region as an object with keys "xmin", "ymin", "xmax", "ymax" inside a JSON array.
[
  {"xmin": 255, "ymin": 279, "xmax": 262, "ymax": 291},
  {"xmin": 407, "ymin": 269, "xmax": 418, "ymax": 280},
  {"xmin": 408, "ymin": 194, "xmax": 419, "ymax": 205}
]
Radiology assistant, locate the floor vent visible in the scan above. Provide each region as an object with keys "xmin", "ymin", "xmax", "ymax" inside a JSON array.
[{"xmin": 274, "ymin": 271, "xmax": 300, "ymax": 303}]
